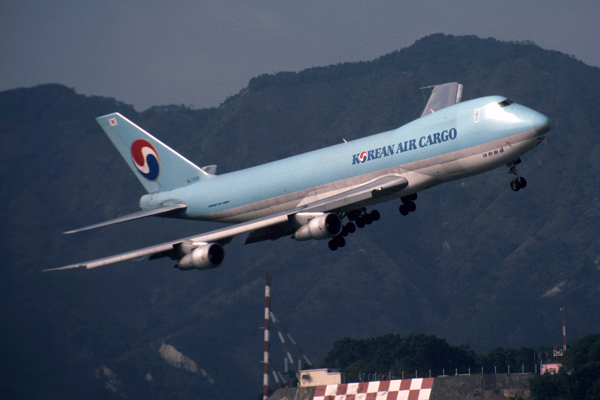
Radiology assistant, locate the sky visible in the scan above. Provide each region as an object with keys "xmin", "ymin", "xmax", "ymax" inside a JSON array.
[{"xmin": 2, "ymin": 0, "xmax": 599, "ymax": 111}]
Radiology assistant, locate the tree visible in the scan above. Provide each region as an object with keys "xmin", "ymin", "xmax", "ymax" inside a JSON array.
[
  {"xmin": 530, "ymin": 334, "xmax": 600, "ymax": 400},
  {"xmin": 322, "ymin": 333, "xmax": 476, "ymax": 381}
]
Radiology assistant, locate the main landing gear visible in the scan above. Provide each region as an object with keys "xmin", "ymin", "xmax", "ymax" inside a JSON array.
[
  {"xmin": 327, "ymin": 192, "xmax": 419, "ymax": 251},
  {"xmin": 328, "ymin": 208, "xmax": 381, "ymax": 251},
  {"xmin": 399, "ymin": 193, "xmax": 418, "ymax": 216},
  {"xmin": 507, "ymin": 158, "xmax": 527, "ymax": 192}
]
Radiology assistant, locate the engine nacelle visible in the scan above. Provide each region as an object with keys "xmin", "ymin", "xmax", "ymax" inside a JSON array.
[
  {"xmin": 293, "ymin": 213, "xmax": 342, "ymax": 241},
  {"xmin": 176, "ymin": 243, "xmax": 225, "ymax": 270}
]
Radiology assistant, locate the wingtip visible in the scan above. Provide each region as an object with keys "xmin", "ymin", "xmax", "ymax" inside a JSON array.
[{"xmin": 42, "ymin": 264, "xmax": 83, "ymax": 272}]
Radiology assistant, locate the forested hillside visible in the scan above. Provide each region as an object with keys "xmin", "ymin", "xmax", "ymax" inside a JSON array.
[{"xmin": 1, "ymin": 34, "xmax": 600, "ymax": 400}]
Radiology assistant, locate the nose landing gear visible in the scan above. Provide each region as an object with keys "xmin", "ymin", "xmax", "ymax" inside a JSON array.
[{"xmin": 507, "ymin": 158, "xmax": 527, "ymax": 192}]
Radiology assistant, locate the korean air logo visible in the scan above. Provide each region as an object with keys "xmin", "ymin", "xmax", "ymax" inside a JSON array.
[
  {"xmin": 358, "ymin": 151, "xmax": 368, "ymax": 163},
  {"xmin": 131, "ymin": 139, "xmax": 160, "ymax": 181}
]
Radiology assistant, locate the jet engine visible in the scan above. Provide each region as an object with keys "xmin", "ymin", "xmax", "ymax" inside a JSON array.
[
  {"xmin": 176, "ymin": 243, "xmax": 225, "ymax": 270},
  {"xmin": 293, "ymin": 213, "xmax": 342, "ymax": 241}
]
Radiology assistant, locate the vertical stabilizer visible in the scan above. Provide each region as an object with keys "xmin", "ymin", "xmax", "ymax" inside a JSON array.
[
  {"xmin": 96, "ymin": 113, "xmax": 213, "ymax": 193},
  {"xmin": 420, "ymin": 82, "xmax": 463, "ymax": 117}
]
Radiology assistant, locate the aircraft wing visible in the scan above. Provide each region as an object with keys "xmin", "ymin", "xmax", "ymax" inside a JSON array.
[
  {"xmin": 64, "ymin": 203, "xmax": 188, "ymax": 234},
  {"xmin": 47, "ymin": 175, "xmax": 407, "ymax": 271},
  {"xmin": 420, "ymin": 82, "xmax": 463, "ymax": 117},
  {"xmin": 46, "ymin": 213, "xmax": 291, "ymax": 271}
]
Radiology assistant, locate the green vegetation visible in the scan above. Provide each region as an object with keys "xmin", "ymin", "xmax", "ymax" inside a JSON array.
[
  {"xmin": 530, "ymin": 334, "xmax": 600, "ymax": 400},
  {"xmin": 323, "ymin": 333, "xmax": 539, "ymax": 381},
  {"xmin": 324, "ymin": 333, "xmax": 600, "ymax": 398}
]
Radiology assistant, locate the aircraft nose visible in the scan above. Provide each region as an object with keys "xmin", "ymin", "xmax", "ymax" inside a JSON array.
[{"xmin": 533, "ymin": 113, "xmax": 551, "ymax": 136}]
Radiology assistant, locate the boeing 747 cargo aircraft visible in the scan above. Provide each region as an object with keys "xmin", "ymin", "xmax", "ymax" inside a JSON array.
[{"xmin": 48, "ymin": 83, "xmax": 551, "ymax": 272}]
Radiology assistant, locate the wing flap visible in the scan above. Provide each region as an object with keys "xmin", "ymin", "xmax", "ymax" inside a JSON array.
[{"xmin": 244, "ymin": 223, "xmax": 292, "ymax": 244}]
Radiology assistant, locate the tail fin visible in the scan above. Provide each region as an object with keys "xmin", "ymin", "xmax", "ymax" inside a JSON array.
[
  {"xmin": 96, "ymin": 113, "xmax": 214, "ymax": 193},
  {"xmin": 420, "ymin": 82, "xmax": 463, "ymax": 117}
]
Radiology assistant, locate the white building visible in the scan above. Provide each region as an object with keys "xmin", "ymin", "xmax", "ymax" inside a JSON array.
[{"xmin": 298, "ymin": 368, "xmax": 344, "ymax": 387}]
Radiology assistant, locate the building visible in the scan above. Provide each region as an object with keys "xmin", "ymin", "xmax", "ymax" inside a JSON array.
[{"xmin": 298, "ymin": 368, "xmax": 344, "ymax": 387}]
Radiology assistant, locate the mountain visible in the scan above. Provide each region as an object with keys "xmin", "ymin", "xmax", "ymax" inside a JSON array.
[{"xmin": 1, "ymin": 34, "xmax": 600, "ymax": 400}]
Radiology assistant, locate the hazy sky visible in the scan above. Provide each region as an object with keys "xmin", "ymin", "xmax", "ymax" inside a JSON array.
[{"xmin": 2, "ymin": 0, "xmax": 599, "ymax": 111}]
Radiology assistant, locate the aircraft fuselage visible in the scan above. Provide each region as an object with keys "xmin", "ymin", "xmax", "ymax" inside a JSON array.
[{"xmin": 141, "ymin": 96, "xmax": 550, "ymax": 223}]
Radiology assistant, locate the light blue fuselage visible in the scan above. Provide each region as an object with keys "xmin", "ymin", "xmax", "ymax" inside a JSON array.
[{"xmin": 141, "ymin": 96, "xmax": 550, "ymax": 223}]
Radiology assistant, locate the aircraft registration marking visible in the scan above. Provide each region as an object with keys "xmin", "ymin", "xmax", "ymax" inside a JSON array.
[
  {"xmin": 482, "ymin": 147, "xmax": 504, "ymax": 158},
  {"xmin": 208, "ymin": 200, "xmax": 230, "ymax": 208}
]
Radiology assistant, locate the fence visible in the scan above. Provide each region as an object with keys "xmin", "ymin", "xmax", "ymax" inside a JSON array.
[{"xmin": 356, "ymin": 364, "xmax": 539, "ymax": 382}]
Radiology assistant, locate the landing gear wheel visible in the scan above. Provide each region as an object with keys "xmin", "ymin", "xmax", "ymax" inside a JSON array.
[
  {"xmin": 356, "ymin": 218, "xmax": 365, "ymax": 228},
  {"xmin": 370, "ymin": 210, "xmax": 380, "ymax": 221},
  {"xmin": 346, "ymin": 222, "xmax": 356, "ymax": 233},
  {"xmin": 364, "ymin": 214, "xmax": 373, "ymax": 225},
  {"xmin": 407, "ymin": 201, "xmax": 416, "ymax": 212},
  {"xmin": 507, "ymin": 158, "xmax": 527, "ymax": 192},
  {"xmin": 399, "ymin": 205, "xmax": 409, "ymax": 216},
  {"xmin": 340, "ymin": 225, "xmax": 349, "ymax": 237},
  {"xmin": 335, "ymin": 236, "xmax": 346, "ymax": 248},
  {"xmin": 347, "ymin": 209, "xmax": 361, "ymax": 221},
  {"xmin": 328, "ymin": 240, "xmax": 338, "ymax": 251},
  {"xmin": 510, "ymin": 179, "xmax": 520, "ymax": 192}
]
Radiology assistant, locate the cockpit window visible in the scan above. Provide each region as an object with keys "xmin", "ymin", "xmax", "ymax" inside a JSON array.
[{"xmin": 498, "ymin": 99, "xmax": 514, "ymax": 107}]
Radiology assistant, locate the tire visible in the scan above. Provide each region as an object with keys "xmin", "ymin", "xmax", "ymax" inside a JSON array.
[
  {"xmin": 518, "ymin": 177, "xmax": 527, "ymax": 189},
  {"xmin": 399, "ymin": 205, "xmax": 409, "ymax": 216},
  {"xmin": 328, "ymin": 240, "xmax": 338, "ymax": 251},
  {"xmin": 346, "ymin": 222, "xmax": 356, "ymax": 233},
  {"xmin": 408, "ymin": 201, "xmax": 416, "ymax": 212},
  {"xmin": 356, "ymin": 218, "xmax": 365, "ymax": 228},
  {"xmin": 336, "ymin": 236, "xmax": 346, "ymax": 248},
  {"xmin": 364, "ymin": 214, "xmax": 373, "ymax": 224},
  {"xmin": 370, "ymin": 210, "xmax": 380, "ymax": 221},
  {"xmin": 510, "ymin": 180, "xmax": 520, "ymax": 192}
]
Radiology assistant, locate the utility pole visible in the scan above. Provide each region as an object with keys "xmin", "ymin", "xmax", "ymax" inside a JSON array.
[
  {"xmin": 561, "ymin": 307, "xmax": 566, "ymax": 352},
  {"xmin": 263, "ymin": 274, "xmax": 271, "ymax": 400}
]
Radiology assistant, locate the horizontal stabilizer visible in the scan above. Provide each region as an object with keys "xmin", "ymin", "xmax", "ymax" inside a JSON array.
[
  {"xmin": 420, "ymin": 82, "xmax": 463, "ymax": 117},
  {"xmin": 64, "ymin": 203, "xmax": 187, "ymax": 234},
  {"xmin": 202, "ymin": 165, "xmax": 217, "ymax": 175}
]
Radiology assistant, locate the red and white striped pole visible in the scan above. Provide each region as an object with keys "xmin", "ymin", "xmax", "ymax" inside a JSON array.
[
  {"xmin": 263, "ymin": 273, "xmax": 271, "ymax": 400},
  {"xmin": 561, "ymin": 307, "xmax": 566, "ymax": 352}
]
